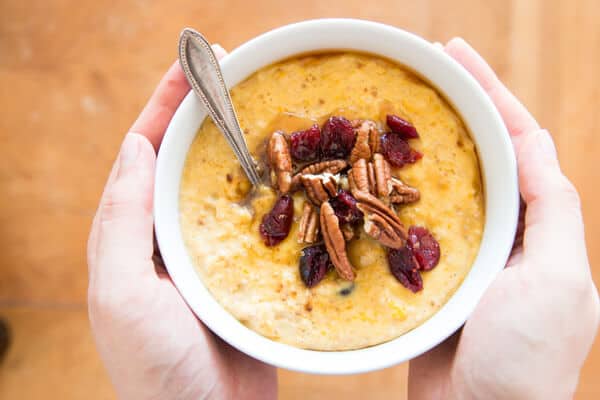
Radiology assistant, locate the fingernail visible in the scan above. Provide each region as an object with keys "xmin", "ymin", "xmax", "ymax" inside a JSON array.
[
  {"xmin": 118, "ymin": 133, "xmax": 140, "ymax": 173},
  {"xmin": 534, "ymin": 129, "xmax": 557, "ymax": 159}
]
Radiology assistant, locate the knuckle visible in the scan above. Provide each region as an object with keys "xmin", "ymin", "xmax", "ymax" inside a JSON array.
[
  {"xmin": 87, "ymin": 287, "xmax": 114, "ymax": 321},
  {"xmin": 99, "ymin": 181, "xmax": 142, "ymax": 223},
  {"xmin": 103, "ymin": 179, "xmax": 131, "ymax": 207},
  {"xmin": 557, "ymin": 176, "xmax": 581, "ymax": 207}
]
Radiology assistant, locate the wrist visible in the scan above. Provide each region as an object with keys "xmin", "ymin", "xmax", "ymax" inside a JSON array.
[{"xmin": 448, "ymin": 365, "xmax": 577, "ymax": 400}]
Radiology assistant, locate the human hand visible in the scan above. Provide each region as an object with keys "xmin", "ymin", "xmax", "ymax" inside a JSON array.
[
  {"xmin": 87, "ymin": 47, "xmax": 277, "ymax": 400},
  {"xmin": 408, "ymin": 38, "xmax": 600, "ymax": 400}
]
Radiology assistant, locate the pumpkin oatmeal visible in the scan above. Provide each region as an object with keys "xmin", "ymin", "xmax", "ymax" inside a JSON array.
[{"xmin": 179, "ymin": 52, "xmax": 484, "ymax": 350}]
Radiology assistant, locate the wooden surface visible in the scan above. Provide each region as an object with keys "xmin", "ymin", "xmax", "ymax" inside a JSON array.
[{"xmin": 0, "ymin": 0, "xmax": 598, "ymax": 398}]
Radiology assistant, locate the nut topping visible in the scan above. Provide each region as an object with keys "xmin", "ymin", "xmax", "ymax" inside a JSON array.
[
  {"xmin": 349, "ymin": 120, "xmax": 376, "ymax": 163},
  {"xmin": 351, "ymin": 154, "xmax": 418, "ymax": 205},
  {"xmin": 367, "ymin": 160, "xmax": 376, "ymax": 194},
  {"xmin": 348, "ymin": 159, "xmax": 371, "ymax": 194},
  {"xmin": 320, "ymin": 202, "xmax": 356, "ymax": 281},
  {"xmin": 354, "ymin": 191, "xmax": 407, "ymax": 249},
  {"xmin": 291, "ymin": 159, "xmax": 348, "ymax": 190},
  {"xmin": 390, "ymin": 177, "xmax": 420, "ymax": 204},
  {"xmin": 369, "ymin": 124, "xmax": 381, "ymax": 154},
  {"xmin": 351, "ymin": 119, "xmax": 380, "ymax": 155},
  {"xmin": 300, "ymin": 174, "xmax": 338, "ymax": 205},
  {"xmin": 348, "ymin": 158, "xmax": 377, "ymax": 196},
  {"xmin": 373, "ymin": 153, "xmax": 392, "ymax": 198},
  {"xmin": 258, "ymin": 114, "xmax": 437, "ymax": 290},
  {"xmin": 298, "ymin": 202, "xmax": 319, "ymax": 244},
  {"xmin": 301, "ymin": 159, "xmax": 348, "ymax": 175},
  {"xmin": 268, "ymin": 131, "xmax": 293, "ymax": 193}
]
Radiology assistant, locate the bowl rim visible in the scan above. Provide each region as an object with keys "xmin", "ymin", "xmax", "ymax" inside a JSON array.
[{"xmin": 155, "ymin": 18, "xmax": 519, "ymax": 374}]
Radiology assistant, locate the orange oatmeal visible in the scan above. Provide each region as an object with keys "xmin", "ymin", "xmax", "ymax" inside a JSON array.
[{"xmin": 179, "ymin": 52, "xmax": 484, "ymax": 350}]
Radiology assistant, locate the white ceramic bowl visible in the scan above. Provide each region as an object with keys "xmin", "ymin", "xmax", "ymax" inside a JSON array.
[{"xmin": 155, "ymin": 18, "xmax": 519, "ymax": 374}]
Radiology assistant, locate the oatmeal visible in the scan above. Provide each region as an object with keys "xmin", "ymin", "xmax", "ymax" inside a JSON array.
[{"xmin": 179, "ymin": 52, "xmax": 484, "ymax": 350}]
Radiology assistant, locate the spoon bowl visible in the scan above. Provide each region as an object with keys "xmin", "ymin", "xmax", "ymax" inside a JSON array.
[{"xmin": 178, "ymin": 28, "xmax": 262, "ymax": 186}]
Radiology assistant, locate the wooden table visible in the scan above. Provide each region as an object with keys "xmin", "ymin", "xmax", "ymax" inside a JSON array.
[{"xmin": 1, "ymin": 0, "xmax": 598, "ymax": 398}]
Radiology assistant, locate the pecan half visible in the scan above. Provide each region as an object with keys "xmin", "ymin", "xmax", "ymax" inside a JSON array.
[
  {"xmin": 268, "ymin": 131, "xmax": 292, "ymax": 193},
  {"xmin": 373, "ymin": 153, "xmax": 392, "ymax": 198},
  {"xmin": 351, "ymin": 154, "xmax": 418, "ymax": 205},
  {"xmin": 302, "ymin": 159, "xmax": 348, "ymax": 175},
  {"xmin": 350, "ymin": 120, "xmax": 375, "ymax": 163},
  {"xmin": 320, "ymin": 202, "xmax": 356, "ymax": 280},
  {"xmin": 369, "ymin": 124, "xmax": 381, "ymax": 154},
  {"xmin": 348, "ymin": 169, "xmax": 357, "ymax": 194},
  {"xmin": 367, "ymin": 160, "xmax": 376, "ymax": 194},
  {"xmin": 291, "ymin": 159, "xmax": 347, "ymax": 190},
  {"xmin": 348, "ymin": 159, "xmax": 371, "ymax": 194},
  {"xmin": 354, "ymin": 191, "xmax": 407, "ymax": 249},
  {"xmin": 301, "ymin": 174, "xmax": 338, "ymax": 205},
  {"xmin": 298, "ymin": 202, "xmax": 319, "ymax": 243},
  {"xmin": 390, "ymin": 177, "xmax": 420, "ymax": 204}
]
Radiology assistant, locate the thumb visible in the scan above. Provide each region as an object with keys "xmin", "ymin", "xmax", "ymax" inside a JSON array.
[
  {"xmin": 518, "ymin": 129, "xmax": 588, "ymax": 274},
  {"xmin": 90, "ymin": 133, "xmax": 157, "ymax": 289}
]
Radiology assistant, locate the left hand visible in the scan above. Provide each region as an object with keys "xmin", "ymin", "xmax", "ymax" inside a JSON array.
[{"xmin": 87, "ymin": 47, "xmax": 277, "ymax": 400}]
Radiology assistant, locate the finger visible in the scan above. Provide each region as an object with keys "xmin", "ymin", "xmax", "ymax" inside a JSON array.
[
  {"xmin": 444, "ymin": 37, "xmax": 539, "ymax": 152},
  {"xmin": 130, "ymin": 45, "xmax": 228, "ymax": 151},
  {"xmin": 130, "ymin": 61, "xmax": 190, "ymax": 150},
  {"xmin": 91, "ymin": 133, "xmax": 157, "ymax": 288},
  {"xmin": 516, "ymin": 129, "xmax": 588, "ymax": 274}
]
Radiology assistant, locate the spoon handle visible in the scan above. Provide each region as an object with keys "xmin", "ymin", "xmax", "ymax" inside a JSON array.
[{"xmin": 178, "ymin": 28, "xmax": 262, "ymax": 186}]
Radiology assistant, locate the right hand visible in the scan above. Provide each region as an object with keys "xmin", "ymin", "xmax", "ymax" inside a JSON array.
[{"xmin": 408, "ymin": 38, "xmax": 600, "ymax": 400}]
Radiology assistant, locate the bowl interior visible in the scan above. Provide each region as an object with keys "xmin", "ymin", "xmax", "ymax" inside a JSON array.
[{"xmin": 155, "ymin": 18, "xmax": 519, "ymax": 374}]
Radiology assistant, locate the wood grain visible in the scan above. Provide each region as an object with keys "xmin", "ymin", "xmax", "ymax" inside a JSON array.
[{"xmin": 0, "ymin": 0, "xmax": 598, "ymax": 398}]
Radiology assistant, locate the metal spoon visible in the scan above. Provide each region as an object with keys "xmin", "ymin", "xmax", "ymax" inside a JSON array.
[{"xmin": 178, "ymin": 28, "xmax": 262, "ymax": 186}]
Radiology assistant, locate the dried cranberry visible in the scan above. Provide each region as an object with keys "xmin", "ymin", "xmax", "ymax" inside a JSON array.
[
  {"xmin": 259, "ymin": 195, "xmax": 294, "ymax": 246},
  {"xmin": 329, "ymin": 190, "xmax": 363, "ymax": 224},
  {"xmin": 290, "ymin": 124, "xmax": 321, "ymax": 162},
  {"xmin": 320, "ymin": 116, "xmax": 356, "ymax": 159},
  {"xmin": 299, "ymin": 244, "xmax": 333, "ymax": 287},
  {"xmin": 386, "ymin": 114, "xmax": 419, "ymax": 139},
  {"xmin": 380, "ymin": 133, "xmax": 423, "ymax": 167},
  {"xmin": 387, "ymin": 246, "xmax": 423, "ymax": 292},
  {"xmin": 407, "ymin": 226, "xmax": 440, "ymax": 271}
]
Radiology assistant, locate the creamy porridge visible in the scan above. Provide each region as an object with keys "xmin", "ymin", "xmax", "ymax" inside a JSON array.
[{"xmin": 179, "ymin": 52, "xmax": 484, "ymax": 350}]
